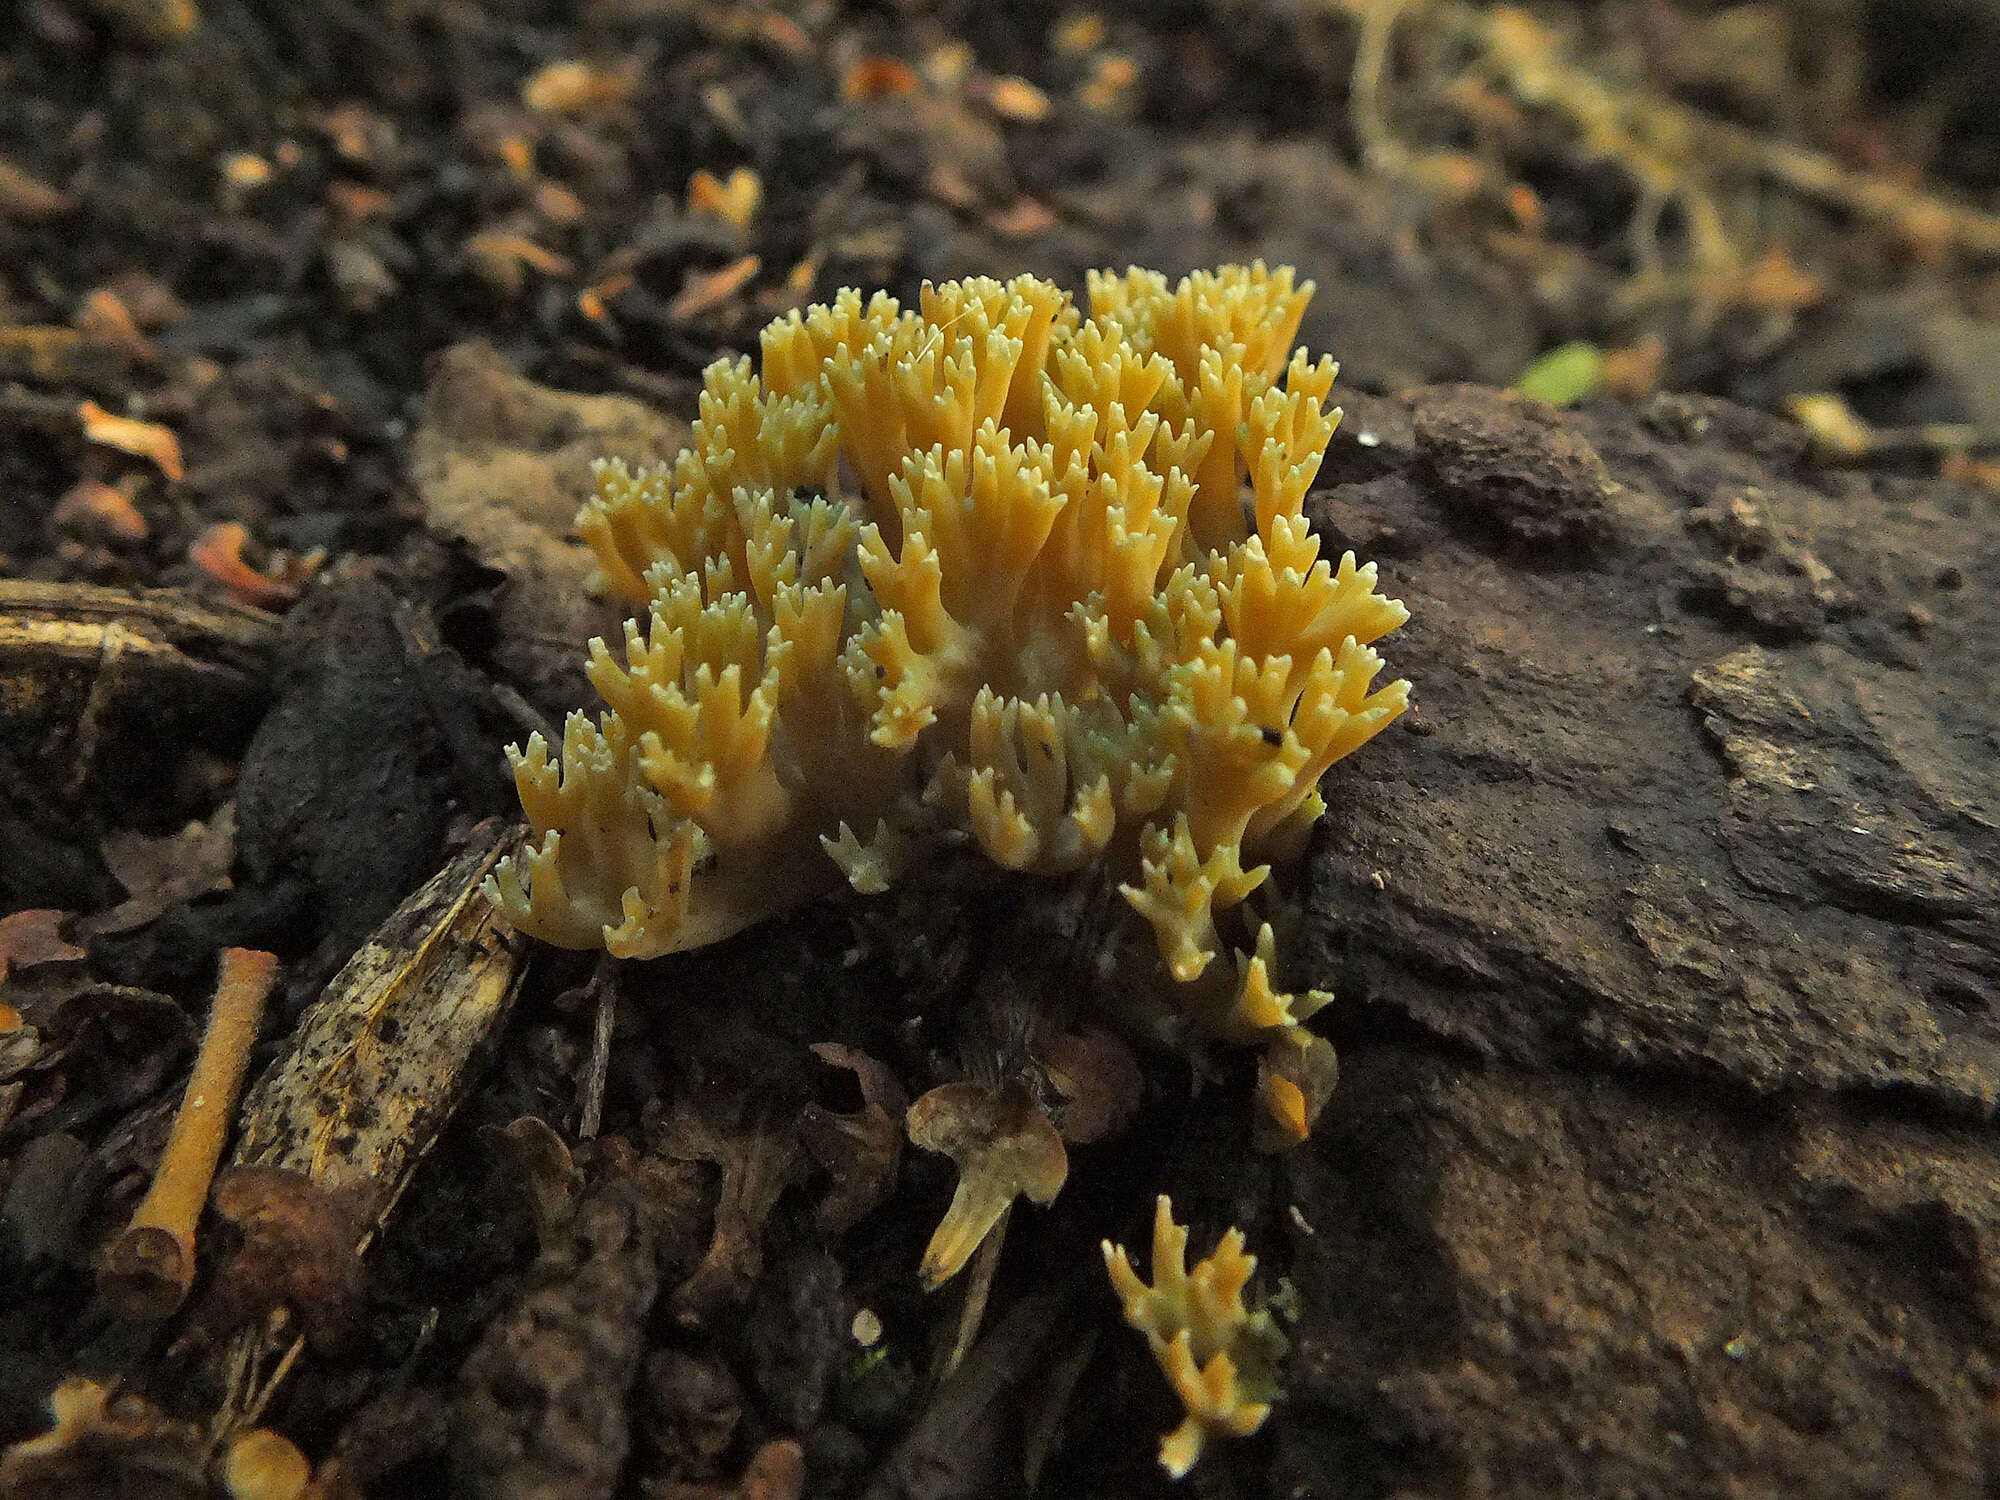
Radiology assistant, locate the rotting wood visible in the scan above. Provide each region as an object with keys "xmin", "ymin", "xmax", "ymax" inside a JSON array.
[
  {"xmin": 0, "ymin": 578, "xmax": 276, "ymax": 675},
  {"xmin": 0, "ymin": 579, "xmax": 277, "ymax": 796}
]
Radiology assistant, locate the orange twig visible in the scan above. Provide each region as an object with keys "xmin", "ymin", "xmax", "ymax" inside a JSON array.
[{"xmin": 101, "ymin": 947, "xmax": 279, "ymax": 1320}]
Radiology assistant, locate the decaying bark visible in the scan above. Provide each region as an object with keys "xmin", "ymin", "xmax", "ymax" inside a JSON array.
[
  {"xmin": 213, "ymin": 823, "xmax": 529, "ymax": 1421},
  {"xmin": 1262, "ymin": 384, "xmax": 2000, "ymax": 1499},
  {"xmin": 0, "ymin": 579, "xmax": 275, "ymax": 799}
]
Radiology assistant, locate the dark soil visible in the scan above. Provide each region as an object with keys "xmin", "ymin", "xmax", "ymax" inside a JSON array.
[{"xmin": 3, "ymin": 2, "xmax": 1999, "ymax": 1498}]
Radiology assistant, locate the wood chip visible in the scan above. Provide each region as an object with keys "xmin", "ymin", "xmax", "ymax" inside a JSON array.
[
  {"xmin": 50, "ymin": 478, "xmax": 149, "ymax": 544},
  {"xmin": 843, "ymin": 56, "xmax": 919, "ymax": 100},
  {"xmin": 214, "ymin": 827, "xmax": 528, "ymax": 1424},
  {"xmin": 522, "ymin": 59, "xmax": 634, "ymax": 115},
  {"xmin": 0, "ymin": 155, "xmax": 76, "ymax": 221},
  {"xmin": 985, "ymin": 76, "xmax": 1052, "ymax": 122},
  {"xmin": 77, "ymin": 400, "xmax": 183, "ymax": 481},
  {"xmin": 0, "ymin": 909, "xmax": 86, "ymax": 985},
  {"xmin": 74, "ymin": 288, "xmax": 155, "ymax": 361},
  {"xmin": 686, "ymin": 166, "xmax": 761, "ymax": 231},
  {"xmin": 188, "ymin": 521, "xmax": 317, "ymax": 610},
  {"xmin": 0, "ymin": 570, "xmax": 276, "ymax": 803},
  {"xmin": 668, "ymin": 254, "xmax": 760, "ymax": 320},
  {"xmin": 232, "ymin": 826, "xmax": 527, "ymax": 1205}
]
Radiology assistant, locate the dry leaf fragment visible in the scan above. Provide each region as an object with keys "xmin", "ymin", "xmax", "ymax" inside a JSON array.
[
  {"xmin": 659, "ymin": 1100, "xmax": 805, "ymax": 1324},
  {"xmin": 668, "ymin": 254, "xmax": 760, "ymax": 320},
  {"xmin": 738, "ymin": 1438, "xmax": 806, "ymax": 1500},
  {"xmin": 578, "ymin": 273, "xmax": 633, "ymax": 321},
  {"xmin": 74, "ymin": 288, "xmax": 155, "ymax": 362},
  {"xmin": 315, "ymin": 102, "xmax": 395, "ymax": 164},
  {"xmin": 104, "ymin": 272, "xmax": 186, "ymax": 330},
  {"xmin": 198, "ymin": 1164, "xmax": 370, "ymax": 1352},
  {"xmin": 0, "ymin": 909, "xmax": 86, "ymax": 984},
  {"xmin": 756, "ymin": 13, "xmax": 811, "ymax": 57},
  {"xmin": 1740, "ymin": 246, "xmax": 1824, "ymax": 314},
  {"xmin": 220, "ymin": 152, "xmax": 274, "ymax": 190},
  {"xmin": 1053, "ymin": 14, "xmax": 1106, "ymax": 53},
  {"xmin": 1602, "ymin": 336, "xmax": 1667, "ymax": 401},
  {"xmin": 10, "ymin": 985, "xmax": 195, "ymax": 1139},
  {"xmin": 84, "ymin": 0, "xmax": 198, "ymax": 43},
  {"xmin": 50, "ymin": 478, "xmax": 149, "ymax": 544},
  {"xmin": 986, "ymin": 196, "xmax": 1056, "ymax": 239},
  {"xmin": 533, "ymin": 180, "xmax": 588, "ymax": 226},
  {"xmin": 84, "ymin": 803, "xmax": 238, "ymax": 937},
  {"xmin": 907, "ymin": 1081, "xmax": 1067, "ymax": 1290},
  {"xmin": 686, "ymin": 166, "xmax": 762, "ymax": 231},
  {"xmin": 189, "ymin": 522, "xmax": 318, "ymax": 610},
  {"xmin": 1078, "ymin": 54, "xmax": 1139, "ymax": 114},
  {"xmin": 843, "ymin": 56, "xmax": 919, "ymax": 100},
  {"xmin": 78, "ymin": 400, "xmax": 183, "ymax": 481},
  {"xmin": 522, "ymin": 58, "xmax": 635, "ymax": 115},
  {"xmin": 984, "ymin": 76, "xmax": 1052, "ymax": 122},
  {"xmin": 463, "ymin": 231, "xmax": 574, "ymax": 298},
  {"xmin": 494, "ymin": 134, "xmax": 535, "ymax": 180},
  {"xmin": 496, "ymin": 1114, "xmax": 583, "ymax": 1251},
  {"xmin": 799, "ymin": 1042, "xmax": 906, "ymax": 1233},
  {"xmin": 1041, "ymin": 1026, "xmax": 1141, "ymax": 1145},
  {"xmin": 325, "ymin": 180, "xmax": 393, "ymax": 224},
  {"xmin": 0, "ymin": 156, "xmax": 76, "ymax": 221}
]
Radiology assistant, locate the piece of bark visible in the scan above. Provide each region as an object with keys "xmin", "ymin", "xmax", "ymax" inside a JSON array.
[
  {"xmin": 231, "ymin": 823, "xmax": 527, "ymax": 1206},
  {"xmin": 212, "ymin": 824, "xmax": 528, "ymax": 1424},
  {"xmin": 409, "ymin": 342, "xmax": 688, "ymax": 712},
  {"xmin": 1306, "ymin": 386, "xmax": 2000, "ymax": 1114},
  {"xmin": 1278, "ymin": 1048, "xmax": 2000, "ymax": 1500},
  {"xmin": 0, "ymin": 579, "xmax": 275, "ymax": 800},
  {"xmin": 451, "ymin": 1139, "xmax": 703, "ymax": 1500},
  {"xmin": 1261, "ymin": 384, "xmax": 2000, "ymax": 1498}
]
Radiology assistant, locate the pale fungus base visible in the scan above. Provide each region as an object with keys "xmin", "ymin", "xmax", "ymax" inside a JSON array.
[
  {"xmin": 1104, "ymin": 1196, "xmax": 1287, "ymax": 1479},
  {"xmin": 485, "ymin": 264, "xmax": 1411, "ymax": 1141}
]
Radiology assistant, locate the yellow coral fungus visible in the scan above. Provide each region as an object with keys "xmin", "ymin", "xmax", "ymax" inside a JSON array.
[
  {"xmin": 486, "ymin": 264, "xmax": 1410, "ymax": 1132},
  {"xmin": 1104, "ymin": 1195, "xmax": 1287, "ymax": 1478}
]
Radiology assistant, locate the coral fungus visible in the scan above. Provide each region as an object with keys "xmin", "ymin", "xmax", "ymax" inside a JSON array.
[
  {"xmin": 1104, "ymin": 1195, "xmax": 1286, "ymax": 1477},
  {"xmin": 486, "ymin": 264, "xmax": 1410, "ymax": 1134}
]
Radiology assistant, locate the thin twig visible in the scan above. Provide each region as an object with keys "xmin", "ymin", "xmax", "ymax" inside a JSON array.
[{"xmin": 577, "ymin": 953, "xmax": 619, "ymax": 1140}]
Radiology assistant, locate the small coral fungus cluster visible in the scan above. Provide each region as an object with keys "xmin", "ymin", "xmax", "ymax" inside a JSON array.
[
  {"xmin": 1106, "ymin": 1197, "xmax": 1289, "ymax": 1479},
  {"xmin": 486, "ymin": 262, "xmax": 1410, "ymax": 1144}
]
